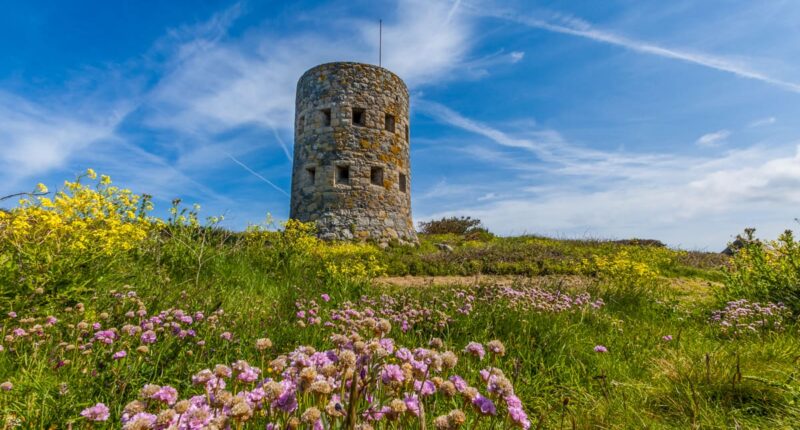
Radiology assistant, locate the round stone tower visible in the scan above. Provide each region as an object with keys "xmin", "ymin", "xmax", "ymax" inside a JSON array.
[{"xmin": 290, "ymin": 62, "xmax": 418, "ymax": 244}]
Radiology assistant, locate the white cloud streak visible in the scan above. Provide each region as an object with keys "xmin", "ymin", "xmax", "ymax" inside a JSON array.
[
  {"xmin": 225, "ymin": 153, "xmax": 289, "ymax": 197},
  {"xmin": 695, "ymin": 130, "xmax": 731, "ymax": 147},
  {"xmin": 476, "ymin": 7, "xmax": 800, "ymax": 94}
]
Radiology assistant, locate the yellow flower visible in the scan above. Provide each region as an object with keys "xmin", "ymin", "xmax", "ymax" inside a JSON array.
[
  {"xmin": 86, "ymin": 168, "xmax": 97, "ymax": 180},
  {"xmin": 100, "ymin": 175, "xmax": 111, "ymax": 185},
  {"xmin": 35, "ymin": 183, "xmax": 48, "ymax": 194}
]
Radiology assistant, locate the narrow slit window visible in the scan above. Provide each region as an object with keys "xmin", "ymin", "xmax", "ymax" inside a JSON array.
[
  {"xmin": 370, "ymin": 166, "xmax": 384, "ymax": 186},
  {"xmin": 306, "ymin": 167, "xmax": 316, "ymax": 184},
  {"xmin": 352, "ymin": 108, "xmax": 365, "ymax": 126},
  {"xmin": 399, "ymin": 173, "xmax": 407, "ymax": 192},
  {"xmin": 298, "ymin": 115, "xmax": 305, "ymax": 135},
  {"xmin": 336, "ymin": 165, "xmax": 350, "ymax": 185},
  {"xmin": 322, "ymin": 108, "xmax": 331, "ymax": 127},
  {"xmin": 384, "ymin": 113, "xmax": 395, "ymax": 133},
  {"xmin": 404, "ymin": 124, "xmax": 409, "ymax": 142}
]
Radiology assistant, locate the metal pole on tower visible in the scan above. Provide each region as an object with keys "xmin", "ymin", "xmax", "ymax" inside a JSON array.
[{"xmin": 379, "ymin": 19, "xmax": 382, "ymax": 67}]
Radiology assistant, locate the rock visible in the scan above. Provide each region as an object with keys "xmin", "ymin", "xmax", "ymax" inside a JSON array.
[{"xmin": 436, "ymin": 243, "xmax": 454, "ymax": 252}]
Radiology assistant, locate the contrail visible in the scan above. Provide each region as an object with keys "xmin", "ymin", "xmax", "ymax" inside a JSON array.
[
  {"xmin": 271, "ymin": 126, "xmax": 293, "ymax": 162},
  {"xmin": 225, "ymin": 153, "xmax": 290, "ymax": 197},
  {"xmin": 473, "ymin": 6, "xmax": 800, "ymax": 94}
]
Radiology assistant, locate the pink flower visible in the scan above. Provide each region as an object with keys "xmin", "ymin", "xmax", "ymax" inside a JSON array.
[
  {"xmin": 380, "ymin": 364, "xmax": 404, "ymax": 385},
  {"xmin": 45, "ymin": 316, "xmax": 58, "ymax": 326},
  {"xmin": 472, "ymin": 394, "xmax": 497, "ymax": 415},
  {"xmin": 94, "ymin": 330, "xmax": 116, "ymax": 344},
  {"xmin": 465, "ymin": 342, "xmax": 486, "ymax": 360},
  {"xmin": 113, "ymin": 350, "xmax": 127, "ymax": 360},
  {"xmin": 662, "ymin": 335, "xmax": 673, "ymax": 342},
  {"xmin": 151, "ymin": 385, "xmax": 178, "ymax": 405},
  {"xmin": 140, "ymin": 330, "xmax": 157, "ymax": 344},
  {"xmin": 321, "ymin": 293, "xmax": 331, "ymax": 302},
  {"xmin": 594, "ymin": 345, "xmax": 608, "ymax": 353},
  {"xmin": 7, "ymin": 311, "xmax": 17, "ymax": 318},
  {"xmin": 220, "ymin": 332, "xmax": 233, "ymax": 341},
  {"xmin": 80, "ymin": 402, "xmax": 110, "ymax": 421}
]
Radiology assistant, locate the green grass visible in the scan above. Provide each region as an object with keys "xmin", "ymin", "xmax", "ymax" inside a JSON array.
[{"xmin": 2, "ymin": 231, "xmax": 799, "ymax": 429}]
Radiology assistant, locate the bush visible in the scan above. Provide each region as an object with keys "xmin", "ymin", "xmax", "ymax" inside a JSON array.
[
  {"xmin": 721, "ymin": 228, "xmax": 800, "ymax": 312},
  {"xmin": 0, "ymin": 170, "xmax": 155, "ymax": 300},
  {"xmin": 418, "ymin": 216, "xmax": 489, "ymax": 236}
]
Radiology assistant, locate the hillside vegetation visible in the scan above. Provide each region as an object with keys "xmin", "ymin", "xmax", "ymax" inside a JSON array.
[{"xmin": 1, "ymin": 171, "xmax": 799, "ymax": 429}]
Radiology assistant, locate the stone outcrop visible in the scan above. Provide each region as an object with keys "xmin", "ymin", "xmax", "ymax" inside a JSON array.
[{"xmin": 290, "ymin": 62, "xmax": 418, "ymax": 245}]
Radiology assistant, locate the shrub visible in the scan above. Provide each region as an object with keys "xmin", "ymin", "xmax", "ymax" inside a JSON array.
[
  {"xmin": 722, "ymin": 228, "xmax": 800, "ymax": 312},
  {"xmin": 0, "ymin": 170, "xmax": 154, "ymax": 299},
  {"xmin": 418, "ymin": 216, "xmax": 488, "ymax": 236}
]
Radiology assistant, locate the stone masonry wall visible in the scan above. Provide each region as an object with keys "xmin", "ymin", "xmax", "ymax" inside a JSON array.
[{"xmin": 290, "ymin": 62, "xmax": 418, "ymax": 244}]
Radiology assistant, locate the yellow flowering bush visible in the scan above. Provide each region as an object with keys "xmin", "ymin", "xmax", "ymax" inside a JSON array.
[
  {"xmin": 315, "ymin": 242, "xmax": 387, "ymax": 282},
  {"xmin": 583, "ymin": 250, "xmax": 662, "ymax": 292},
  {"xmin": 243, "ymin": 219, "xmax": 386, "ymax": 282},
  {"xmin": 723, "ymin": 229, "xmax": 800, "ymax": 312},
  {"xmin": 0, "ymin": 170, "xmax": 154, "ymax": 296}
]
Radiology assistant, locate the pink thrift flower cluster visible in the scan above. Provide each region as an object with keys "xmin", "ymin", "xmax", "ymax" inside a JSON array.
[
  {"xmin": 107, "ymin": 336, "xmax": 530, "ymax": 429},
  {"xmin": 710, "ymin": 299, "xmax": 789, "ymax": 336}
]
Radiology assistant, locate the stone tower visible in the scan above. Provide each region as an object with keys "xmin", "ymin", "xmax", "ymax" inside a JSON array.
[{"xmin": 290, "ymin": 62, "xmax": 418, "ymax": 244}]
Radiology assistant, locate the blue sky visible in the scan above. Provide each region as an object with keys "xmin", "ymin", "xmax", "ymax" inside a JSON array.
[{"xmin": 2, "ymin": 0, "xmax": 800, "ymax": 250}]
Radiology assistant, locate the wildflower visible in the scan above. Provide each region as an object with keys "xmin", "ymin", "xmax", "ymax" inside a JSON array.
[
  {"xmin": 113, "ymin": 350, "xmax": 127, "ymax": 360},
  {"xmin": 136, "ymin": 346, "xmax": 149, "ymax": 354},
  {"xmin": 464, "ymin": 342, "xmax": 486, "ymax": 360},
  {"xmin": 416, "ymin": 379, "xmax": 437, "ymax": 396},
  {"xmin": 35, "ymin": 183, "xmax": 48, "ymax": 193},
  {"xmin": 95, "ymin": 330, "xmax": 116, "ymax": 344},
  {"xmin": 403, "ymin": 394, "xmax": 421, "ymax": 416},
  {"xmin": 321, "ymin": 293, "xmax": 331, "ymax": 302},
  {"xmin": 448, "ymin": 409, "xmax": 467, "ymax": 426},
  {"xmin": 256, "ymin": 338, "xmax": 273, "ymax": 351},
  {"xmin": 662, "ymin": 335, "xmax": 673, "ymax": 342},
  {"xmin": 7, "ymin": 312, "xmax": 16, "ymax": 318},
  {"xmin": 487, "ymin": 340, "xmax": 506, "ymax": 356},
  {"xmin": 1, "ymin": 381, "xmax": 12, "ymax": 391},
  {"xmin": 86, "ymin": 168, "xmax": 97, "ymax": 180},
  {"xmin": 381, "ymin": 364, "xmax": 405, "ymax": 386},
  {"xmin": 594, "ymin": 345, "xmax": 608, "ymax": 353},
  {"xmin": 472, "ymin": 394, "xmax": 497, "ymax": 415},
  {"xmin": 214, "ymin": 364, "xmax": 232, "ymax": 378},
  {"xmin": 220, "ymin": 331, "xmax": 233, "ymax": 341},
  {"xmin": 80, "ymin": 402, "xmax": 110, "ymax": 421},
  {"xmin": 45, "ymin": 316, "xmax": 58, "ymax": 326},
  {"xmin": 151, "ymin": 385, "xmax": 178, "ymax": 405},
  {"xmin": 140, "ymin": 330, "xmax": 157, "ymax": 344},
  {"xmin": 122, "ymin": 412, "xmax": 156, "ymax": 429},
  {"xmin": 508, "ymin": 405, "xmax": 531, "ymax": 429}
]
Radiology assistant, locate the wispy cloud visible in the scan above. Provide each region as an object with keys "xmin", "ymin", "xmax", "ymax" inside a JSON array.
[
  {"xmin": 474, "ymin": 7, "xmax": 800, "ymax": 94},
  {"xmin": 749, "ymin": 117, "xmax": 777, "ymax": 128},
  {"xmin": 418, "ymin": 101, "xmax": 800, "ymax": 248},
  {"xmin": 696, "ymin": 130, "xmax": 731, "ymax": 147}
]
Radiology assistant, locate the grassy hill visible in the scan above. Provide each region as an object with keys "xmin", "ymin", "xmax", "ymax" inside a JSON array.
[{"xmin": 1, "ymin": 172, "xmax": 799, "ymax": 429}]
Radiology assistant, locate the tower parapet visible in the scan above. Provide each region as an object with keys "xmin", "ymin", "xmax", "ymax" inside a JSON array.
[{"xmin": 290, "ymin": 62, "xmax": 417, "ymax": 244}]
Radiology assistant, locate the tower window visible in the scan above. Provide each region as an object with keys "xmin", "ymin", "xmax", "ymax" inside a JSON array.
[
  {"xmin": 298, "ymin": 115, "xmax": 305, "ymax": 135},
  {"xmin": 399, "ymin": 173, "xmax": 407, "ymax": 192},
  {"xmin": 384, "ymin": 113, "xmax": 395, "ymax": 133},
  {"xmin": 370, "ymin": 166, "xmax": 384, "ymax": 186},
  {"xmin": 321, "ymin": 108, "xmax": 331, "ymax": 127},
  {"xmin": 336, "ymin": 165, "xmax": 350, "ymax": 185},
  {"xmin": 306, "ymin": 166, "xmax": 316, "ymax": 184},
  {"xmin": 404, "ymin": 124, "xmax": 409, "ymax": 142},
  {"xmin": 352, "ymin": 108, "xmax": 365, "ymax": 126}
]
